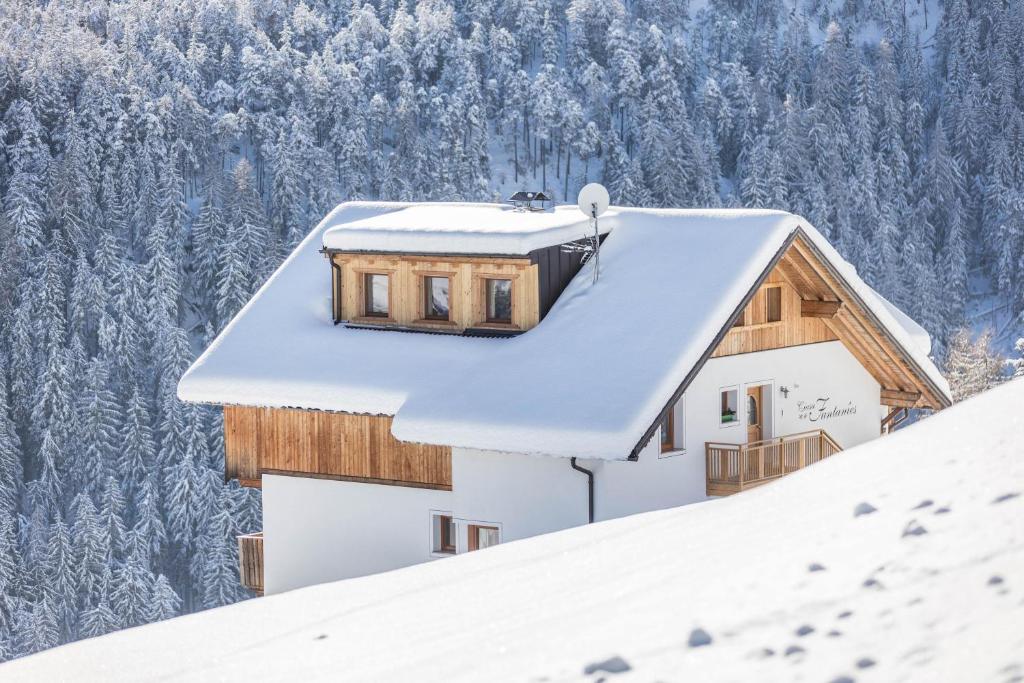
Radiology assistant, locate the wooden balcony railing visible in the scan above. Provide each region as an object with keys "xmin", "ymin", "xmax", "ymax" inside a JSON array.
[
  {"xmin": 705, "ymin": 429, "xmax": 842, "ymax": 496},
  {"xmin": 238, "ymin": 531, "xmax": 264, "ymax": 595}
]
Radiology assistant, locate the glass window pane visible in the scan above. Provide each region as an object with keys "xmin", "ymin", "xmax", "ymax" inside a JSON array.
[
  {"xmin": 486, "ymin": 279, "xmax": 512, "ymax": 323},
  {"xmin": 477, "ymin": 526, "xmax": 499, "ymax": 549},
  {"xmin": 424, "ymin": 277, "xmax": 450, "ymax": 320},
  {"xmin": 721, "ymin": 389, "xmax": 738, "ymax": 424},
  {"xmin": 364, "ymin": 273, "xmax": 389, "ymax": 317}
]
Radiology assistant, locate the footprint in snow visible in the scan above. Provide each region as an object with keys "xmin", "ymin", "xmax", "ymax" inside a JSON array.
[
  {"xmin": 902, "ymin": 520, "xmax": 928, "ymax": 537},
  {"xmin": 934, "ymin": 506, "xmax": 951, "ymax": 515},
  {"xmin": 912, "ymin": 499, "xmax": 933, "ymax": 510},
  {"xmin": 863, "ymin": 577, "xmax": 884, "ymax": 590},
  {"xmin": 808, "ymin": 562, "xmax": 827, "ymax": 572},
  {"xmin": 688, "ymin": 628, "xmax": 713, "ymax": 648},
  {"xmin": 784, "ymin": 645, "xmax": 805, "ymax": 657},
  {"xmin": 856, "ymin": 657, "xmax": 877, "ymax": 669},
  {"xmin": 993, "ymin": 492, "xmax": 1020, "ymax": 504},
  {"xmin": 795, "ymin": 624, "xmax": 815, "ymax": 637},
  {"xmin": 583, "ymin": 656, "xmax": 631, "ymax": 676},
  {"xmin": 827, "ymin": 630, "xmax": 843, "ymax": 638},
  {"xmin": 837, "ymin": 610, "xmax": 854, "ymax": 619},
  {"xmin": 829, "ymin": 677, "xmax": 855, "ymax": 683},
  {"xmin": 989, "ymin": 575, "xmax": 1005, "ymax": 587},
  {"xmin": 854, "ymin": 502, "xmax": 877, "ymax": 517}
]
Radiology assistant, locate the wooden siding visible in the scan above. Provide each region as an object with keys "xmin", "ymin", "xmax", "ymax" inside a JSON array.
[
  {"xmin": 710, "ymin": 237, "xmax": 947, "ymax": 410},
  {"xmin": 223, "ymin": 406, "xmax": 452, "ymax": 490},
  {"xmin": 708, "ymin": 237, "xmax": 948, "ymax": 411},
  {"xmin": 712, "ymin": 271, "xmax": 838, "ymax": 358},
  {"xmin": 330, "ymin": 252, "xmax": 540, "ymax": 333}
]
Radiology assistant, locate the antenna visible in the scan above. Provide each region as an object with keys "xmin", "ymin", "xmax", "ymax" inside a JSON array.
[{"xmin": 576, "ymin": 183, "xmax": 609, "ymax": 283}]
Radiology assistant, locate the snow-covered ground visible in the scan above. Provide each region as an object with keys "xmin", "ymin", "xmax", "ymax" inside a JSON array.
[{"xmin": 5, "ymin": 380, "xmax": 1022, "ymax": 682}]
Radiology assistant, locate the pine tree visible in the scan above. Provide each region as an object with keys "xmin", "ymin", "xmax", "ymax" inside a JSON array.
[{"xmin": 944, "ymin": 329, "xmax": 1006, "ymax": 401}]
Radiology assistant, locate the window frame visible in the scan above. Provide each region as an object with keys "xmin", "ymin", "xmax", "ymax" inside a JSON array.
[
  {"xmin": 483, "ymin": 276, "xmax": 514, "ymax": 325},
  {"xmin": 360, "ymin": 271, "xmax": 392, "ymax": 319},
  {"xmin": 429, "ymin": 511, "xmax": 457, "ymax": 557},
  {"xmin": 421, "ymin": 275, "xmax": 452, "ymax": 322},
  {"xmin": 658, "ymin": 395, "xmax": 686, "ymax": 458},
  {"xmin": 466, "ymin": 522, "xmax": 501, "ymax": 552},
  {"xmin": 719, "ymin": 385, "xmax": 740, "ymax": 428}
]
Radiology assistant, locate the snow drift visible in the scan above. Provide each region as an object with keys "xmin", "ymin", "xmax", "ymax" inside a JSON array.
[{"xmin": 6, "ymin": 379, "xmax": 1022, "ymax": 682}]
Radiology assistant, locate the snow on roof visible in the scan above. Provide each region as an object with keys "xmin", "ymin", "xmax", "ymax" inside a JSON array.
[
  {"xmin": 392, "ymin": 208, "xmax": 951, "ymax": 459},
  {"xmin": 179, "ymin": 201, "xmax": 949, "ymax": 458},
  {"xmin": 9, "ymin": 379, "xmax": 1022, "ymax": 682},
  {"xmin": 321, "ymin": 202, "xmax": 608, "ymax": 255},
  {"xmin": 177, "ymin": 203, "xmax": 497, "ymax": 415},
  {"xmin": 867, "ymin": 285, "xmax": 932, "ymax": 356}
]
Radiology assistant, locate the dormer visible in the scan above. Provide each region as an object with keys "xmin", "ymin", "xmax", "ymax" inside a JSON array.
[{"xmin": 321, "ymin": 202, "xmax": 612, "ymax": 335}]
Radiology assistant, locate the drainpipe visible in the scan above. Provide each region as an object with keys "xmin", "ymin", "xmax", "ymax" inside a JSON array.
[{"xmin": 570, "ymin": 457, "xmax": 594, "ymax": 524}]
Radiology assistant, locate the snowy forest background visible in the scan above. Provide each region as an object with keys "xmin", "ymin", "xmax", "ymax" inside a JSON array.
[{"xmin": 0, "ymin": 0, "xmax": 1021, "ymax": 660}]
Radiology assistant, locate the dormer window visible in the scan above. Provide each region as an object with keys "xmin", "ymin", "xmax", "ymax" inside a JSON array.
[
  {"xmin": 363, "ymin": 273, "xmax": 390, "ymax": 317},
  {"xmin": 485, "ymin": 278, "xmax": 513, "ymax": 324},
  {"xmin": 423, "ymin": 276, "xmax": 451, "ymax": 321}
]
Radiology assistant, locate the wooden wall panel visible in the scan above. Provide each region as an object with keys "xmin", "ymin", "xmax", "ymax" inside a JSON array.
[
  {"xmin": 223, "ymin": 406, "xmax": 451, "ymax": 490},
  {"xmin": 712, "ymin": 271, "xmax": 838, "ymax": 358},
  {"xmin": 331, "ymin": 252, "xmax": 540, "ymax": 333}
]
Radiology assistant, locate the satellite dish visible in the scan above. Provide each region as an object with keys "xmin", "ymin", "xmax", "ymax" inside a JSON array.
[
  {"xmin": 577, "ymin": 183, "xmax": 609, "ymax": 219},
  {"xmin": 575, "ymin": 183, "xmax": 609, "ymax": 284}
]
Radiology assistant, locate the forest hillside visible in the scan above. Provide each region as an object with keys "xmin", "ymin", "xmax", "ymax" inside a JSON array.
[{"xmin": 0, "ymin": 0, "xmax": 1022, "ymax": 660}]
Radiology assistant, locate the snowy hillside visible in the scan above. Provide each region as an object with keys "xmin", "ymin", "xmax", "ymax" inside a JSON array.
[{"xmin": 5, "ymin": 380, "xmax": 1022, "ymax": 682}]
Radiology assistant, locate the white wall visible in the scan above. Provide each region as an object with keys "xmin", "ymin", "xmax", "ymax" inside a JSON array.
[
  {"xmin": 262, "ymin": 474, "xmax": 451, "ymax": 594},
  {"xmin": 585, "ymin": 340, "xmax": 881, "ymax": 520},
  {"xmin": 451, "ymin": 448, "xmax": 588, "ymax": 545},
  {"xmin": 262, "ymin": 341, "xmax": 882, "ymax": 593}
]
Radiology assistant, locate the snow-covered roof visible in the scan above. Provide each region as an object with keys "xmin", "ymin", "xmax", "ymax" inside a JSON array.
[
  {"xmin": 179, "ymin": 201, "xmax": 950, "ymax": 459},
  {"xmin": 9, "ymin": 379, "xmax": 1022, "ymax": 682},
  {"xmin": 392, "ymin": 208, "xmax": 951, "ymax": 459},
  {"xmin": 321, "ymin": 202, "xmax": 609, "ymax": 255},
  {"xmin": 178, "ymin": 203, "xmax": 497, "ymax": 415}
]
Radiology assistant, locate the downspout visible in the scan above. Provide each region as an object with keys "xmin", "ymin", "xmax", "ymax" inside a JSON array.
[{"xmin": 570, "ymin": 457, "xmax": 594, "ymax": 524}]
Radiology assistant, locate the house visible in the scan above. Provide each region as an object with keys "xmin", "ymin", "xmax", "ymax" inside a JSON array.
[{"xmin": 177, "ymin": 198, "xmax": 951, "ymax": 595}]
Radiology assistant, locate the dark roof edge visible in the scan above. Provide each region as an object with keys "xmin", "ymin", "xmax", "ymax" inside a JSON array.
[{"xmin": 626, "ymin": 229, "xmax": 800, "ymax": 461}]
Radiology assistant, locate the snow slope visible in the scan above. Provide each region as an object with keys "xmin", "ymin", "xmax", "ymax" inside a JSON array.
[{"xmin": 7, "ymin": 379, "xmax": 1022, "ymax": 682}]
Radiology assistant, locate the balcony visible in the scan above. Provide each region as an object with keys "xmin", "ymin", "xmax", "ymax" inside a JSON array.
[
  {"xmin": 705, "ymin": 430, "xmax": 842, "ymax": 496},
  {"xmin": 237, "ymin": 531, "xmax": 264, "ymax": 595}
]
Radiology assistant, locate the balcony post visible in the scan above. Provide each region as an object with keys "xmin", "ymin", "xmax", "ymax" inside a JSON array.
[{"xmin": 798, "ymin": 437, "xmax": 806, "ymax": 469}]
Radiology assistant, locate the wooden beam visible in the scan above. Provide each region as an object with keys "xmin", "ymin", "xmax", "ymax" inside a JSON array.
[
  {"xmin": 801, "ymin": 299, "xmax": 843, "ymax": 318},
  {"xmin": 880, "ymin": 388, "xmax": 922, "ymax": 407}
]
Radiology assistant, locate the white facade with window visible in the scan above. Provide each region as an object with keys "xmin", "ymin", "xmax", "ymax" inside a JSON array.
[{"xmin": 262, "ymin": 339, "xmax": 882, "ymax": 594}]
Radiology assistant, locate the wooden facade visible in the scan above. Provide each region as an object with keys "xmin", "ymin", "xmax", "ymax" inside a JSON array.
[
  {"xmin": 238, "ymin": 532, "xmax": 264, "ymax": 595},
  {"xmin": 329, "ymin": 252, "xmax": 541, "ymax": 333},
  {"xmin": 709, "ymin": 236, "xmax": 949, "ymax": 412},
  {"xmin": 712, "ymin": 272, "xmax": 839, "ymax": 358},
  {"xmin": 224, "ymin": 405, "xmax": 452, "ymax": 490}
]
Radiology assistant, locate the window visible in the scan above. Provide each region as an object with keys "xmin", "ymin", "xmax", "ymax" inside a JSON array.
[
  {"xmin": 431, "ymin": 513, "xmax": 456, "ymax": 555},
  {"xmin": 660, "ymin": 409, "xmax": 674, "ymax": 453},
  {"xmin": 660, "ymin": 396, "xmax": 685, "ymax": 456},
  {"xmin": 467, "ymin": 524, "xmax": 500, "ymax": 551},
  {"xmin": 720, "ymin": 387, "xmax": 738, "ymax": 426},
  {"xmin": 485, "ymin": 278, "xmax": 513, "ymax": 324},
  {"xmin": 363, "ymin": 273, "xmax": 389, "ymax": 317},
  {"xmin": 747, "ymin": 394, "xmax": 759, "ymax": 425},
  {"xmin": 766, "ymin": 286, "xmax": 782, "ymax": 323},
  {"xmin": 423, "ymin": 276, "xmax": 450, "ymax": 321}
]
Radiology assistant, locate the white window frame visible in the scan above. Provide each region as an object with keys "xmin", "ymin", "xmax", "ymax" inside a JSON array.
[
  {"xmin": 719, "ymin": 385, "xmax": 740, "ymax": 429},
  {"xmin": 428, "ymin": 510, "xmax": 457, "ymax": 558}
]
